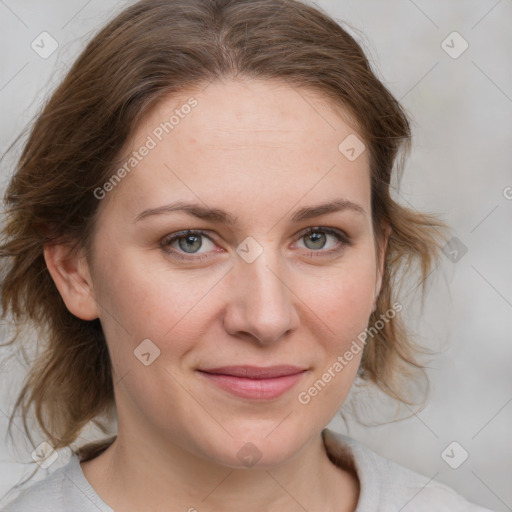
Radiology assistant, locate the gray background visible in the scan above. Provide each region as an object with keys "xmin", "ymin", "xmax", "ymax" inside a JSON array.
[{"xmin": 0, "ymin": 1, "xmax": 511, "ymax": 510}]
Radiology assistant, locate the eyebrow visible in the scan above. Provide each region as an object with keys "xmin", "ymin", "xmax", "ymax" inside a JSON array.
[{"xmin": 134, "ymin": 198, "xmax": 366, "ymax": 224}]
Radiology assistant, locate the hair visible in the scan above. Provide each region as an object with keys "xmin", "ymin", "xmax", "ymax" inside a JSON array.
[{"xmin": 0, "ymin": 0, "xmax": 449, "ymax": 490}]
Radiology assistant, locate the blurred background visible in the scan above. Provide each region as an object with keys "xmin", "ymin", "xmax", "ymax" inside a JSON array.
[{"xmin": 0, "ymin": 1, "xmax": 511, "ymax": 510}]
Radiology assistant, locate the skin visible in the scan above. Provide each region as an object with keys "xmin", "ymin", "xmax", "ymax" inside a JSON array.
[{"xmin": 44, "ymin": 78, "xmax": 390, "ymax": 512}]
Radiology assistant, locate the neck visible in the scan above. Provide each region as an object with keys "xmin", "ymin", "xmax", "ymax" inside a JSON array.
[{"xmin": 80, "ymin": 428, "xmax": 359, "ymax": 512}]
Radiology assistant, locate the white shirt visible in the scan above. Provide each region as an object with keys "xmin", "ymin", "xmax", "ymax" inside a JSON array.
[{"xmin": 1, "ymin": 428, "xmax": 495, "ymax": 511}]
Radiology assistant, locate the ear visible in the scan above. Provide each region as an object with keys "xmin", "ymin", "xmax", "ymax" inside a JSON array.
[
  {"xmin": 372, "ymin": 221, "xmax": 391, "ymax": 313},
  {"xmin": 43, "ymin": 242, "xmax": 99, "ymax": 321}
]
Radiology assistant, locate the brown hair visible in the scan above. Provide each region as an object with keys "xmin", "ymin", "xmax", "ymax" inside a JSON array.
[{"xmin": 0, "ymin": 0, "xmax": 449, "ymax": 488}]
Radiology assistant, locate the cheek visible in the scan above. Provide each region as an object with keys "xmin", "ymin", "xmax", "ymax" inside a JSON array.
[
  {"xmin": 293, "ymin": 257, "xmax": 376, "ymax": 410},
  {"xmin": 93, "ymin": 248, "xmax": 221, "ymax": 361},
  {"xmin": 296, "ymin": 250, "xmax": 377, "ymax": 337}
]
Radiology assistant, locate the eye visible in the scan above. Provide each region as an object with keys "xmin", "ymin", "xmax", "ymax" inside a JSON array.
[
  {"xmin": 294, "ymin": 227, "xmax": 351, "ymax": 256},
  {"xmin": 161, "ymin": 230, "xmax": 217, "ymax": 259},
  {"xmin": 161, "ymin": 226, "xmax": 352, "ymax": 261}
]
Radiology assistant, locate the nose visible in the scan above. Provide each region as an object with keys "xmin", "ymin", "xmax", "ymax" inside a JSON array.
[{"xmin": 222, "ymin": 251, "xmax": 300, "ymax": 345}]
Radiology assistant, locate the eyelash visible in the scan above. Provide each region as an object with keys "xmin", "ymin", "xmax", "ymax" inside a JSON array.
[{"xmin": 160, "ymin": 227, "xmax": 352, "ymax": 261}]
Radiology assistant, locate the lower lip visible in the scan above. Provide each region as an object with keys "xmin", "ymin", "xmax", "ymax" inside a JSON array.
[{"xmin": 198, "ymin": 371, "xmax": 306, "ymax": 400}]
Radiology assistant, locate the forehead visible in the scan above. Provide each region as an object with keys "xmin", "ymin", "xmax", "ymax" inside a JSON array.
[
  {"xmin": 150, "ymin": 78, "xmax": 361, "ymax": 147},
  {"xmin": 101, "ymin": 78, "xmax": 370, "ymax": 221}
]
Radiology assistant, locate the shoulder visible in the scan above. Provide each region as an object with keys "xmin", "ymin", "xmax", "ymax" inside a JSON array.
[
  {"xmin": 1, "ymin": 455, "xmax": 112, "ymax": 512},
  {"xmin": 322, "ymin": 428, "xmax": 496, "ymax": 512},
  {"xmin": 1, "ymin": 462, "xmax": 68, "ymax": 511}
]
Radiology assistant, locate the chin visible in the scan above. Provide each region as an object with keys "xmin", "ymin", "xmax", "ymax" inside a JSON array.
[{"xmin": 195, "ymin": 422, "xmax": 313, "ymax": 470}]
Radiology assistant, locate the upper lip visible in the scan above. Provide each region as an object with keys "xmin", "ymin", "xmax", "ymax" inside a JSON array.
[{"xmin": 198, "ymin": 365, "xmax": 306, "ymax": 379}]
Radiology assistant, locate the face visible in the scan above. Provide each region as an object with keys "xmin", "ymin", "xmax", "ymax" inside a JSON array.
[{"xmin": 62, "ymin": 78, "xmax": 387, "ymax": 468}]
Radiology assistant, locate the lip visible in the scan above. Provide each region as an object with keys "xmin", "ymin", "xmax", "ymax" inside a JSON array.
[{"xmin": 197, "ymin": 365, "xmax": 307, "ymax": 400}]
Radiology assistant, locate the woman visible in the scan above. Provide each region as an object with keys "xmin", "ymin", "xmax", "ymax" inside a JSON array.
[{"xmin": 0, "ymin": 0, "xmax": 495, "ymax": 510}]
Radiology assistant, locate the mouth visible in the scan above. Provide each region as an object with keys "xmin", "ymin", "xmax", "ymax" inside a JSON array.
[{"xmin": 196, "ymin": 365, "xmax": 308, "ymax": 400}]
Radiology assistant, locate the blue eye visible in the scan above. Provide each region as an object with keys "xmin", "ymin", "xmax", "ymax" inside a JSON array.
[
  {"xmin": 297, "ymin": 227, "xmax": 349, "ymax": 252},
  {"xmin": 175, "ymin": 232, "xmax": 207, "ymax": 253},
  {"xmin": 161, "ymin": 230, "xmax": 216, "ymax": 259},
  {"xmin": 160, "ymin": 227, "xmax": 351, "ymax": 261},
  {"xmin": 292, "ymin": 226, "xmax": 352, "ymax": 257}
]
